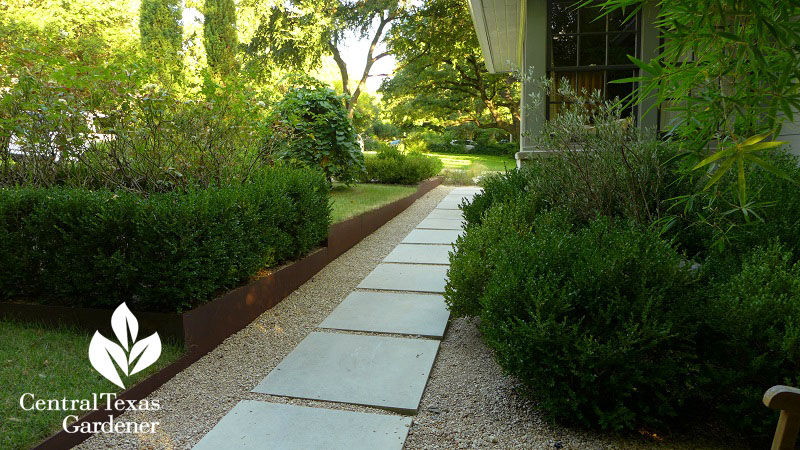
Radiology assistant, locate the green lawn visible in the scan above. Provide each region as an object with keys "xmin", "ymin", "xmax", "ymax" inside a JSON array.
[
  {"xmin": 424, "ymin": 152, "xmax": 515, "ymax": 173},
  {"xmin": 330, "ymin": 183, "xmax": 417, "ymax": 223},
  {"xmin": 0, "ymin": 320, "xmax": 184, "ymax": 449}
]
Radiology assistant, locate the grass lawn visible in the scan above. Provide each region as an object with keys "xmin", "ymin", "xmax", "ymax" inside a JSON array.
[
  {"xmin": 330, "ymin": 183, "xmax": 417, "ymax": 223},
  {"xmin": 0, "ymin": 320, "xmax": 184, "ymax": 449},
  {"xmin": 424, "ymin": 152, "xmax": 515, "ymax": 173}
]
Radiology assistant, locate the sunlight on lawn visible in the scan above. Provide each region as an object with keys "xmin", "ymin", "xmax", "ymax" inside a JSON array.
[
  {"xmin": 329, "ymin": 183, "xmax": 416, "ymax": 223},
  {"xmin": 425, "ymin": 152, "xmax": 515, "ymax": 173}
]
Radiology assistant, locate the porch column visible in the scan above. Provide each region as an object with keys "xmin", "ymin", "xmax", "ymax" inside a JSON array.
[
  {"xmin": 637, "ymin": 1, "xmax": 660, "ymax": 130},
  {"xmin": 518, "ymin": 0, "xmax": 547, "ymax": 165}
]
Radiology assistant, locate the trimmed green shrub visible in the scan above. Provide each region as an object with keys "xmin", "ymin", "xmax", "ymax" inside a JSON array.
[
  {"xmin": 371, "ymin": 121, "xmax": 402, "ymax": 140},
  {"xmin": 446, "ymin": 205, "xmax": 699, "ymax": 431},
  {"xmin": 426, "ymin": 140, "xmax": 455, "ymax": 154},
  {"xmin": 461, "ymin": 167, "xmax": 538, "ymax": 227},
  {"xmin": 440, "ymin": 70, "xmax": 800, "ymax": 441},
  {"xmin": 663, "ymin": 150, "xmax": 800, "ymax": 267},
  {"xmin": 460, "ymin": 120, "xmax": 675, "ymax": 232},
  {"xmin": 0, "ymin": 168, "xmax": 330, "ymax": 312},
  {"xmin": 700, "ymin": 242, "xmax": 800, "ymax": 437},
  {"xmin": 360, "ymin": 146, "xmax": 442, "ymax": 185},
  {"xmin": 362, "ymin": 135, "xmax": 384, "ymax": 152},
  {"xmin": 446, "ymin": 197, "xmax": 542, "ymax": 317},
  {"xmin": 264, "ymin": 80, "xmax": 365, "ymax": 184},
  {"xmin": 473, "ymin": 141, "xmax": 517, "ymax": 156},
  {"xmin": 720, "ymin": 152, "xmax": 800, "ymax": 257}
]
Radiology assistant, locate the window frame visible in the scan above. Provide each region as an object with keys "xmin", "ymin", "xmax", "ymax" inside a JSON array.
[{"xmin": 545, "ymin": 0, "xmax": 642, "ymax": 120}]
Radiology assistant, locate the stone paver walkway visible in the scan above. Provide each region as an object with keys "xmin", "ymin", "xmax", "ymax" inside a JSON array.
[
  {"xmin": 319, "ymin": 291, "xmax": 450, "ymax": 338},
  {"xmin": 384, "ymin": 244, "xmax": 451, "ymax": 264},
  {"xmin": 193, "ymin": 401, "xmax": 412, "ymax": 450},
  {"xmin": 193, "ymin": 187, "xmax": 480, "ymax": 449}
]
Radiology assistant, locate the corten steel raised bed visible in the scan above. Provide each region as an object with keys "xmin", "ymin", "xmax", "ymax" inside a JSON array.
[{"xmin": 5, "ymin": 177, "xmax": 441, "ymax": 450}]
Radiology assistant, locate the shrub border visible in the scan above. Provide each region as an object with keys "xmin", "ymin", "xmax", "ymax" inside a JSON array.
[{"xmin": 5, "ymin": 177, "xmax": 441, "ymax": 450}]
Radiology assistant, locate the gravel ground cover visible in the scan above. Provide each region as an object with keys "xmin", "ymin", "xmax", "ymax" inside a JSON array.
[
  {"xmin": 77, "ymin": 186, "xmax": 452, "ymax": 450},
  {"xmin": 77, "ymin": 185, "xmax": 747, "ymax": 450}
]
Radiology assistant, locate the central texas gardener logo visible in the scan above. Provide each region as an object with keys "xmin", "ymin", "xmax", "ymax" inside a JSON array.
[{"xmin": 89, "ymin": 303, "xmax": 162, "ymax": 389}]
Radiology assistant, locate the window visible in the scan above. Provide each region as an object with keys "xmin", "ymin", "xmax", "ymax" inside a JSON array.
[{"xmin": 547, "ymin": 1, "xmax": 639, "ymax": 119}]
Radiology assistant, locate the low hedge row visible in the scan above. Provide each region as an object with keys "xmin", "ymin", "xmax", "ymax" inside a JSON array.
[
  {"xmin": 360, "ymin": 147, "xmax": 442, "ymax": 184},
  {"xmin": 0, "ymin": 168, "xmax": 330, "ymax": 312}
]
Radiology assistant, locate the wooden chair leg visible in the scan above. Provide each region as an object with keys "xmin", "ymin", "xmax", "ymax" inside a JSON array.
[
  {"xmin": 772, "ymin": 411, "xmax": 800, "ymax": 450},
  {"xmin": 765, "ymin": 386, "xmax": 800, "ymax": 450}
]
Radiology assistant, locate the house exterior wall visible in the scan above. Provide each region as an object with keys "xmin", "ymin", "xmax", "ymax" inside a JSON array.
[
  {"xmin": 778, "ymin": 115, "xmax": 800, "ymax": 156},
  {"xmin": 472, "ymin": 0, "xmax": 799, "ymax": 160},
  {"xmin": 516, "ymin": 0, "xmax": 662, "ymax": 166}
]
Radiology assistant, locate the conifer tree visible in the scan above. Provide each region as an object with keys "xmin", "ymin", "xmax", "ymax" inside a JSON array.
[
  {"xmin": 140, "ymin": 0, "xmax": 184, "ymax": 81},
  {"xmin": 204, "ymin": 0, "xmax": 239, "ymax": 79}
]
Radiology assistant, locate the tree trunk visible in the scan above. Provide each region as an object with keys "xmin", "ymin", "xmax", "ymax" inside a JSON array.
[
  {"xmin": 329, "ymin": 42, "xmax": 352, "ymax": 111},
  {"xmin": 331, "ymin": 12, "xmax": 393, "ymax": 118}
]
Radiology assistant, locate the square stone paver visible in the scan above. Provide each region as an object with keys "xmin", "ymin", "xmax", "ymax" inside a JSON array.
[
  {"xmin": 402, "ymin": 229, "xmax": 462, "ymax": 245},
  {"xmin": 416, "ymin": 218, "xmax": 464, "ymax": 230},
  {"xmin": 435, "ymin": 200, "xmax": 462, "ymax": 210},
  {"xmin": 426, "ymin": 209, "xmax": 464, "ymax": 220},
  {"xmin": 357, "ymin": 263, "xmax": 448, "ymax": 293},
  {"xmin": 450, "ymin": 187, "xmax": 482, "ymax": 194},
  {"xmin": 193, "ymin": 400, "xmax": 411, "ymax": 450},
  {"xmin": 252, "ymin": 332, "xmax": 440, "ymax": 414},
  {"xmin": 444, "ymin": 193, "xmax": 475, "ymax": 200},
  {"xmin": 318, "ymin": 291, "xmax": 449, "ymax": 338},
  {"xmin": 445, "ymin": 194, "xmax": 476, "ymax": 204},
  {"xmin": 447, "ymin": 191, "xmax": 481, "ymax": 199},
  {"xmin": 384, "ymin": 244, "xmax": 451, "ymax": 265}
]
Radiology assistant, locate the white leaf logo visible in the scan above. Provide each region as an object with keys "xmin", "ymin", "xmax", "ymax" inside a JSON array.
[
  {"xmin": 129, "ymin": 333, "xmax": 161, "ymax": 376},
  {"xmin": 88, "ymin": 332, "xmax": 128, "ymax": 389},
  {"xmin": 111, "ymin": 302, "xmax": 138, "ymax": 351},
  {"xmin": 89, "ymin": 303, "xmax": 162, "ymax": 388}
]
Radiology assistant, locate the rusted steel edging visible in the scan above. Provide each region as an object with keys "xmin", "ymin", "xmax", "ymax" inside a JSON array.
[{"xmin": 23, "ymin": 177, "xmax": 441, "ymax": 450}]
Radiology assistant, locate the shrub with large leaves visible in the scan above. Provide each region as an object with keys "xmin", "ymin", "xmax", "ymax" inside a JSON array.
[{"xmin": 264, "ymin": 80, "xmax": 365, "ymax": 184}]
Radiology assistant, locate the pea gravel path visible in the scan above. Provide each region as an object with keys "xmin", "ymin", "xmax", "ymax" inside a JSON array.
[{"xmin": 76, "ymin": 185, "xmax": 746, "ymax": 450}]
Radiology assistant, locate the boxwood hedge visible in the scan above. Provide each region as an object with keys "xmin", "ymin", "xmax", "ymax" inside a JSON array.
[
  {"xmin": 360, "ymin": 146, "xmax": 442, "ymax": 185},
  {"xmin": 447, "ymin": 204, "xmax": 699, "ymax": 431},
  {"xmin": 449, "ymin": 165, "xmax": 800, "ymax": 441},
  {"xmin": 0, "ymin": 168, "xmax": 330, "ymax": 312}
]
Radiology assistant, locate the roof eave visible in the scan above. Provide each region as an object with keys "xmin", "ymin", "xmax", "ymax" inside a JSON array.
[{"xmin": 467, "ymin": 0, "xmax": 525, "ymax": 74}]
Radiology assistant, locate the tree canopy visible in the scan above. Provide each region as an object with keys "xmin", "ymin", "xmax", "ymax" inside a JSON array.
[
  {"xmin": 0, "ymin": 0, "xmax": 139, "ymax": 72},
  {"xmin": 246, "ymin": 0, "xmax": 409, "ymax": 116},
  {"xmin": 381, "ymin": 0, "xmax": 520, "ymax": 138}
]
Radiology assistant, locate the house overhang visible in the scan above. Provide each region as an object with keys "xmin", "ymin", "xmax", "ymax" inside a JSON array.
[{"xmin": 467, "ymin": 0, "xmax": 526, "ymax": 73}]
